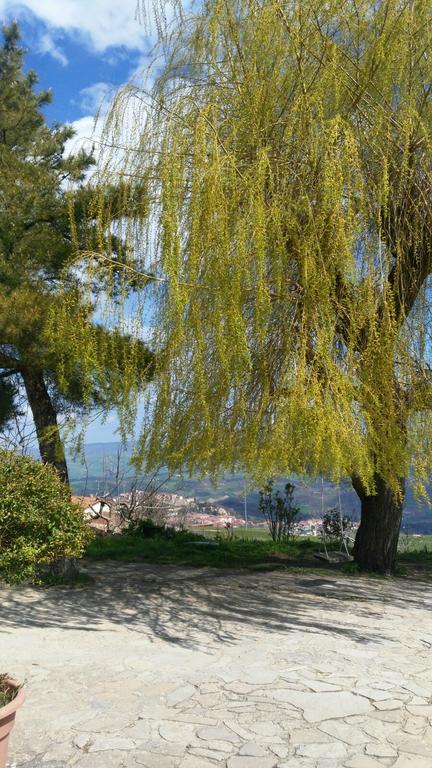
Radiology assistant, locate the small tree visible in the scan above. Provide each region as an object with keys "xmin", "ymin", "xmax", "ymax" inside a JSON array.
[
  {"xmin": 117, "ymin": 485, "xmax": 169, "ymax": 530},
  {"xmin": 259, "ymin": 480, "xmax": 300, "ymax": 542},
  {"xmin": 0, "ymin": 450, "xmax": 92, "ymax": 584},
  {"xmin": 322, "ymin": 508, "xmax": 353, "ymax": 541}
]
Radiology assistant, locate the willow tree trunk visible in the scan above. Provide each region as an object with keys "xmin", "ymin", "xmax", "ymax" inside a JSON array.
[
  {"xmin": 21, "ymin": 368, "xmax": 69, "ymax": 486},
  {"xmin": 352, "ymin": 474, "xmax": 405, "ymax": 574}
]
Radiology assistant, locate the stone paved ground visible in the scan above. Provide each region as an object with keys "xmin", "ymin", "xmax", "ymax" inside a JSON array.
[{"xmin": 1, "ymin": 562, "xmax": 432, "ymax": 768}]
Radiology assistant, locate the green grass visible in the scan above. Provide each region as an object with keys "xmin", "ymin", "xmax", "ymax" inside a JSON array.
[
  {"xmin": 85, "ymin": 531, "xmax": 323, "ymax": 569},
  {"xmin": 192, "ymin": 526, "xmax": 273, "ymax": 540},
  {"xmin": 397, "ymin": 535, "xmax": 432, "ymax": 573},
  {"xmin": 398, "ymin": 534, "xmax": 432, "ymax": 556},
  {"xmin": 37, "ymin": 571, "xmax": 95, "ymax": 588},
  {"xmin": 84, "ymin": 528, "xmax": 432, "ymax": 575}
]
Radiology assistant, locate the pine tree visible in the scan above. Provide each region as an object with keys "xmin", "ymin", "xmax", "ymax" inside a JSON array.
[{"xmin": 0, "ymin": 22, "xmax": 153, "ymax": 484}]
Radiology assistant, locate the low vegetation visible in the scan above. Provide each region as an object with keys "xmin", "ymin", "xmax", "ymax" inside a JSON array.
[
  {"xmin": 85, "ymin": 524, "xmax": 432, "ymax": 575},
  {"xmin": 37, "ymin": 571, "xmax": 95, "ymax": 588},
  {"xmin": 0, "ymin": 675, "xmax": 19, "ymax": 708},
  {"xmin": 397, "ymin": 535, "xmax": 432, "ymax": 560},
  {"xmin": 86, "ymin": 526, "xmax": 336, "ymax": 569},
  {"xmin": 0, "ymin": 450, "xmax": 93, "ymax": 584}
]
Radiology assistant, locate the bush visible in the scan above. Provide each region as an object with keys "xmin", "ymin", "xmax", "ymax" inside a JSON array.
[
  {"xmin": 322, "ymin": 507, "xmax": 353, "ymax": 539},
  {"xmin": 0, "ymin": 450, "xmax": 93, "ymax": 584},
  {"xmin": 126, "ymin": 517, "xmax": 177, "ymax": 539}
]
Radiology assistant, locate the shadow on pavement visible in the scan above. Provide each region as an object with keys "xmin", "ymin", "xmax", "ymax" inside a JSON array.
[{"xmin": 1, "ymin": 562, "xmax": 430, "ymax": 650}]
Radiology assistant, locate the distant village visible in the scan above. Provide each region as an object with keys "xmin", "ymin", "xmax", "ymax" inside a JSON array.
[{"xmin": 73, "ymin": 489, "xmax": 359, "ymax": 536}]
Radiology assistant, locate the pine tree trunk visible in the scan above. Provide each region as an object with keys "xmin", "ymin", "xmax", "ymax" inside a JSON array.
[
  {"xmin": 21, "ymin": 368, "xmax": 69, "ymax": 486},
  {"xmin": 352, "ymin": 474, "xmax": 405, "ymax": 574}
]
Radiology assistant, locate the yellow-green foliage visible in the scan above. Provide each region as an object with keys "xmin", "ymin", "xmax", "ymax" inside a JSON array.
[
  {"xmin": 0, "ymin": 450, "xmax": 93, "ymax": 584},
  {"xmin": 97, "ymin": 1, "xmax": 432, "ymax": 495}
]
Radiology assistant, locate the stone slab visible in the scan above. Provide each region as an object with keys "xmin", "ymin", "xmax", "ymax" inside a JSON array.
[
  {"xmin": 271, "ymin": 691, "xmax": 372, "ymax": 723},
  {"xmin": 2, "ymin": 561, "xmax": 431, "ymax": 768}
]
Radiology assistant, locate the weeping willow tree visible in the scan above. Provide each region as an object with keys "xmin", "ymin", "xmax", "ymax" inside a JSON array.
[{"xmin": 96, "ymin": 0, "xmax": 432, "ymax": 573}]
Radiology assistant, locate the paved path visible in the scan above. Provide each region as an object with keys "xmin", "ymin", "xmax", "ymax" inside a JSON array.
[{"xmin": 1, "ymin": 562, "xmax": 432, "ymax": 768}]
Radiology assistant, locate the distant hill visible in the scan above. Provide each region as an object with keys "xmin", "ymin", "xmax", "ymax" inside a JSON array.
[{"xmin": 66, "ymin": 442, "xmax": 432, "ymax": 533}]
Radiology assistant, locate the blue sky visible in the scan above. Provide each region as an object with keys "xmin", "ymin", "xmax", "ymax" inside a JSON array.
[
  {"xmin": 0, "ymin": 2, "xmax": 151, "ymax": 115},
  {"xmin": 0, "ymin": 1, "xmax": 152, "ymax": 133},
  {"xmin": 0, "ymin": 1, "xmax": 152, "ymax": 442}
]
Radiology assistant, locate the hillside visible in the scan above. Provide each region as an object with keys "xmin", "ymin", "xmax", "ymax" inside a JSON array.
[{"xmin": 66, "ymin": 442, "xmax": 432, "ymax": 533}]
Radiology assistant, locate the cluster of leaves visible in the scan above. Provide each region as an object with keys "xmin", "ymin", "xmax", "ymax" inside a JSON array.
[
  {"xmin": 259, "ymin": 480, "xmax": 300, "ymax": 542},
  {"xmin": 322, "ymin": 508, "xmax": 353, "ymax": 540},
  {"xmin": 0, "ymin": 674, "xmax": 18, "ymax": 708},
  {"xmin": 0, "ymin": 450, "xmax": 93, "ymax": 584}
]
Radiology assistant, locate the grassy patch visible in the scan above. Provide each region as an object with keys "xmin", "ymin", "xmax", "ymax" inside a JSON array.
[
  {"xmin": 194, "ymin": 526, "xmax": 273, "ymax": 540},
  {"xmin": 397, "ymin": 535, "xmax": 432, "ymax": 577},
  {"xmin": 84, "ymin": 528, "xmax": 432, "ymax": 576},
  {"xmin": 85, "ymin": 531, "xmax": 323, "ymax": 569},
  {"xmin": 340, "ymin": 561, "xmax": 361, "ymax": 576},
  {"xmin": 398, "ymin": 534, "xmax": 432, "ymax": 558},
  {"xmin": 37, "ymin": 571, "xmax": 95, "ymax": 588}
]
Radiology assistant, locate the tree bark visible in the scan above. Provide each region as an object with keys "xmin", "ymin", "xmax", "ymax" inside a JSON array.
[
  {"xmin": 21, "ymin": 368, "xmax": 69, "ymax": 486},
  {"xmin": 352, "ymin": 474, "xmax": 405, "ymax": 574}
]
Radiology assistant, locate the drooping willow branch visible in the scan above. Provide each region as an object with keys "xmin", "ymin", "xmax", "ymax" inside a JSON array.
[{"xmin": 84, "ymin": 0, "xmax": 432, "ymax": 497}]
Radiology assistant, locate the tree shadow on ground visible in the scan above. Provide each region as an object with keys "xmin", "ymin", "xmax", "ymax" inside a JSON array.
[{"xmin": 0, "ymin": 562, "xmax": 430, "ymax": 651}]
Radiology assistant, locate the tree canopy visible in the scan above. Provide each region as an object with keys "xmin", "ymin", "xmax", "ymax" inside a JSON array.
[
  {"xmin": 0, "ymin": 22, "xmax": 154, "ymax": 482},
  {"xmin": 93, "ymin": 0, "xmax": 432, "ymax": 570}
]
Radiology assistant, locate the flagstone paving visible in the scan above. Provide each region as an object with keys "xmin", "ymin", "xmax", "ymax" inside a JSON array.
[{"xmin": 1, "ymin": 562, "xmax": 432, "ymax": 767}]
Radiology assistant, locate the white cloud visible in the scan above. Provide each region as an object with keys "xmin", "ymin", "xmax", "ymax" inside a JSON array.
[
  {"xmin": 0, "ymin": 0, "xmax": 147, "ymax": 51},
  {"xmin": 65, "ymin": 92, "xmax": 130, "ymax": 156},
  {"xmin": 64, "ymin": 91, "xmax": 140, "ymax": 179},
  {"xmin": 67, "ymin": 79, "xmax": 154, "ymax": 175},
  {"xmin": 37, "ymin": 32, "xmax": 68, "ymax": 65},
  {"xmin": 79, "ymin": 82, "xmax": 114, "ymax": 114},
  {"xmin": 65, "ymin": 114, "xmax": 100, "ymax": 157}
]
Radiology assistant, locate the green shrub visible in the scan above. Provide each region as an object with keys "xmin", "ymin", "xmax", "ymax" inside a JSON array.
[
  {"xmin": 322, "ymin": 507, "xmax": 353, "ymax": 539},
  {"xmin": 0, "ymin": 674, "xmax": 20, "ymax": 707},
  {"xmin": 0, "ymin": 450, "xmax": 93, "ymax": 584},
  {"xmin": 127, "ymin": 517, "xmax": 177, "ymax": 539}
]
